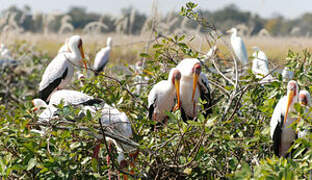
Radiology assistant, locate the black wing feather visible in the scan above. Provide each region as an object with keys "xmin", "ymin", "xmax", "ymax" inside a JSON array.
[
  {"xmin": 180, "ymin": 107, "xmax": 189, "ymax": 123},
  {"xmin": 39, "ymin": 68, "xmax": 68, "ymax": 102},
  {"xmin": 199, "ymin": 79, "xmax": 213, "ymax": 117},
  {"xmin": 148, "ymin": 96, "xmax": 156, "ymax": 120},
  {"xmin": 94, "ymin": 61, "xmax": 108, "ymax": 76},
  {"xmin": 79, "ymin": 98, "xmax": 103, "ymax": 106},
  {"xmin": 272, "ymin": 114, "xmax": 283, "ymax": 157}
]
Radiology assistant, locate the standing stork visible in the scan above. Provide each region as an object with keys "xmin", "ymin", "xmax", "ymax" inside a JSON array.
[
  {"xmin": 93, "ymin": 37, "xmax": 112, "ymax": 75},
  {"xmin": 227, "ymin": 28, "xmax": 248, "ymax": 66},
  {"xmin": 38, "ymin": 35, "xmax": 87, "ymax": 102},
  {"xmin": 176, "ymin": 58, "xmax": 212, "ymax": 122},
  {"xmin": 148, "ymin": 68, "xmax": 181, "ymax": 127},
  {"xmin": 270, "ymin": 80, "xmax": 299, "ymax": 157}
]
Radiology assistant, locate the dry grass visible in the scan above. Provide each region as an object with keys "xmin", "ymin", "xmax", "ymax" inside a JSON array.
[{"xmin": 3, "ymin": 32, "xmax": 312, "ymax": 65}]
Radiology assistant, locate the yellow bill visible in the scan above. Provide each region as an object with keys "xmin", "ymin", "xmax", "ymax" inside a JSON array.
[
  {"xmin": 192, "ymin": 73, "xmax": 199, "ymax": 102},
  {"xmin": 284, "ymin": 90, "xmax": 295, "ymax": 125},
  {"xmin": 173, "ymin": 79, "xmax": 181, "ymax": 111}
]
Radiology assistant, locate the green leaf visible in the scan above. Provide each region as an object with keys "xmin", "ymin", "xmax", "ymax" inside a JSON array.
[
  {"xmin": 27, "ymin": 158, "xmax": 37, "ymax": 171},
  {"xmin": 70, "ymin": 142, "xmax": 80, "ymax": 150}
]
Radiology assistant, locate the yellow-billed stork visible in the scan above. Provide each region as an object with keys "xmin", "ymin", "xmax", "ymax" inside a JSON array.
[
  {"xmin": 148, "ymin": 68, "xmax": 181, "ymax": 126},
  {"xmin": 176, "ymin": 58, "xmax": 212, "ymax": 121},
  {"xmin": 38, "ymin": 35, "xmax": 87, "ymax": 102},
  {"xmin": 270, "ymin": 80, "xmax": 299, "ymax": 157}
]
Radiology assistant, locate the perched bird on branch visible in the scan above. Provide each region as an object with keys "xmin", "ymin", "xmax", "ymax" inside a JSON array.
[{"xmin": 38, "ymin": 35, "xmax": 87, "ymax": 102}]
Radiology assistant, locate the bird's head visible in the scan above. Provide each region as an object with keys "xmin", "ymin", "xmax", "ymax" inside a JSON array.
[
  {"xmin": 284, "ymin": 80, "xmax": 298, "ymax": 124},
  {"xmin": 191, "ymin": 63, "xmax": 201, "ymax": 102},
  {"xmin": 32, "ymin": 98, "xmax": 48, "ymax": 112},
  {"xmin": 68, "ymin": 35, "xmax": 87, "ymax": 71},
  {"xmin": 169, "ymin": 68, "xmax": 181, "ymax": 110},
  {"xmin": 226, "ymin": 27, "xmax": 237, "ymax": 34},
  {"xmin": 299, "ymin": 90, "xmax": 311, "ymax": 106}
]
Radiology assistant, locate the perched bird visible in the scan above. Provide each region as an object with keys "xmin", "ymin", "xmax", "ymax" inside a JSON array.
[
  {"xmin": 282, "ymin": 67, "xmax": 294, "ymax": 81},
  {"xmin": 204, "ymin": 45, "xmax": 217, "ymax": 61},
  {"xmin": 76, "ymin": 71, "xmax": 86, "ymax": 87},
  {"xmin": 251, "ymin": 47, "xmax": 274, "ymax": 82},
  {"xmin": 38, "ymin": 35, "xmax": 87, "ymax": 102},
  {"xmin": 33, "ymin": 91, "xmax": 135, "ymax": 180},
  {"xmin": 93, "ymin": 37, "xmax": 112, "ymax": 75},
  {"xmin": 133, "ymin": 60, "xmax": 150, "ymax": 95},
  {"xmin": 96, "ymin": 104, "xmax": 136, "ymax": 180},
  {"xmin": 148, "ymin": 68, "xmax": 181, "ymax": 126},
  {"xmin": 48, "ymin": 89, "xmax": 103, "ymax": 106},
  {"xmin": 176, "ymin": 59, "xmax": 212, "ymax": 121},
  {"xmin": 32, "ymin": 99, "xmax": 57, "ymax": 121},
  {"xmin": 227, "ymin": 28, "xmax": 248, "ymax": 66},
  {"xmin": 0, "ymin": 43, "xmax": 12, "ymax": 59},
  {"xmin": 270, "ymin": 80, "xmax": 299, "ymax": 157}
]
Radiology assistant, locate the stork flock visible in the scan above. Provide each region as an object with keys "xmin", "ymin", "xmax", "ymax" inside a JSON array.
[{"xmin": 19, "ymin": 27, "xmax": 309, "ymax": 178}]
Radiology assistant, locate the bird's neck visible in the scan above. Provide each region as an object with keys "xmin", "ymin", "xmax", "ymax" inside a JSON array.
[
  {"xmin": 67, "ymin": 45, "xmax": 82, "ymax": 65},
  {"xmin": 232, "ymin": 30, "xmax": 237, "ymax": 37}
]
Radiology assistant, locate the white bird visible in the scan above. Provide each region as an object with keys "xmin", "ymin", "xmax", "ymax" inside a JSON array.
[
  {"xmin": 76, "ymin": 71, "xmax": 85, "ymax": 87},
  {"xmin": 204, "ymin": 45, "xmax": 217, "ymax": 61},
  {"xmin": 33, "ymin": 91, "xmax": 136, "ymax": 179},
  {"xmin": 270, "ymin": 80, "xmax": 299, "ymax": 157},
  {"xmin": 251, "ymin": 47, "xmax": 275, "ymax": 82},
  {"xmin": 176, "ymin": 58, "xmax": 212, "ymax": 121},
  {"xmin": 133, "ymin": 60, "xmax": 150, "ymax": 95},
  {"xmin": 48, "ymin": 89, "xmax": 102, "ymax": 106},
  {"xmin": 148, "ymin": 68, "xmax": 181, "ymax": 127},
  {"xmin": 58, "ymin": 40, "xmax": 70, "ymax": 54},
  {"xmin": 93, "ymin": 37, "xmax": 112, "ymax": 75},
  {"xmin": 227, "ymin": 28, "xmax": 248, "ymax": 66},
  {"xmin": 38, "ymin": 35, "xmax": 87, "ymax": 102},
  {"xmin": 32, "ymin": 98, "xmax": 57, "ymax": 122},
  {"xmin": 0, "ymin": 43, "xmax": 12, "ymax": 59},
  {"xmin": 282, "ymin": 67, "xmax": 294, "ymax": 81}
]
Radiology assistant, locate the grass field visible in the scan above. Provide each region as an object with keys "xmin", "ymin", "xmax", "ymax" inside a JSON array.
[{"xmin": 3, "ymin": 32, "xmax": 312, "ymax": 65}]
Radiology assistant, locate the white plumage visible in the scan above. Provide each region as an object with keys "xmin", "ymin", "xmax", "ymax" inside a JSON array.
[
  {"xmin": 204, "ymin": 45, "xmax": 217, "ymax": 62},
  {"xmin": 270, "ymin": 80, "xmax": 299, "ymax": 157},
  {"xmin": 93, "ymin": 37, "xmax": 112, "ymax": 74},
  {"xmin": 252, "ymin": 47, "xmax": 269, "ymax": 77},
  {"xmin": 49, "ymin": 89, "xmax": 94, "ymax": 106},
  {"xmin": 251, "ymin": 47, "xmax": 275, "ymax": 82},
  {"xmin": 148, "ymin": 68, "xmax": 181, "ymax": 124},
  {"xmin": 32, "ymin": 90, "xmax": 133, "ymax": 169},
  {"xmin": 228, "ymin": 28, "xmax": 248, "ymax": 66},
  {"xmin": 0, "ymin": 43, "xmax": 12, "ymax": 59},
  {"xmin": 282, "ymin": 67, "xmax": 294, "ymax": 81},
  {"xmin": 176, "ymin": 58, "xmax": 212, "ymax": 121},
  {"xmin": 39, "ymin": 35, "xmax": 86, "ymax": 102}
]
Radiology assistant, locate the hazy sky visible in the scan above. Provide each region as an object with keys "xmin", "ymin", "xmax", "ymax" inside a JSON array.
[{"xmin": 0, "ymin": 0, "xmax": 312, "ymax": 19}]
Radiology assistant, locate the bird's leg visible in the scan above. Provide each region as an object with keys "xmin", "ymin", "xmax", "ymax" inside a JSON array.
[
  {"xmin": 193, "ymin": 102, "xmax": 196, "ymax": 117},
  {"xmin": 153, "ymin": 113, "xmax": 157, "ymax": 131},
  {"xmin": 92, "ymin": 140, "xmax": 101, "ymax": 160},
  {"xmin": 129, "ymin": 150, "xmax": 139, "ymax": 175},
  {"xmin": 119, "ymin": 160, "xmax": 128, "ymax": 180},
  {"xmin": 107, "ymin": 142, "xmax": 112, "ymax": 180}
]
